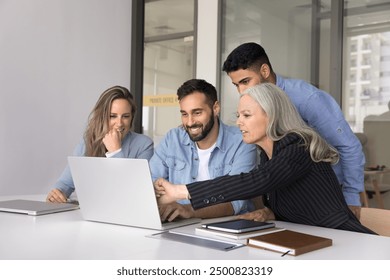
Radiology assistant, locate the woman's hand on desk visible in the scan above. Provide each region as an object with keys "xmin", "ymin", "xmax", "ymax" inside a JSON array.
[
  {"xmin": 237, "ymin": 207, "xmax": 275, "ymax": 222},
  {"xmin": 46, "ymin": 188, "xmax": 67, "ymax": 203}
]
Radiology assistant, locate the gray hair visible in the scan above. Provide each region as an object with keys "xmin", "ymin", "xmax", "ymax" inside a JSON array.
[{"xmin": 243, "ymin": 83, "xmax": 339, "ymax": 164}]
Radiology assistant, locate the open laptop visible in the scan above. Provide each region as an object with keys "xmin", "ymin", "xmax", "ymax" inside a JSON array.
[
  {"xmin": 0, "ymin": 199, "xmax": 79, "ymax": 216},
  {"xmin": 68, "ymin": 156, "xmax": 201, "ymax": 230}
]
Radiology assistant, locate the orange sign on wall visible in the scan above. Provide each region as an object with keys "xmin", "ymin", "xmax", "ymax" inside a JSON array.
[{"xmin": 143, "ymin": 94, "xmax": 179, "ymax": 107}]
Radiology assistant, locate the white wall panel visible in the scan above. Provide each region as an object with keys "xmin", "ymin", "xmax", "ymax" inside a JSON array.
[{"xmin": 0, "ymin": 0, "xmax": 132, "ymax": 195}]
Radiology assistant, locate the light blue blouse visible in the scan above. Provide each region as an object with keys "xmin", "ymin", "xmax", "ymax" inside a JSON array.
[{"xmin": 53, "ymin": 132, "xmax": 154, "ymax": 197}]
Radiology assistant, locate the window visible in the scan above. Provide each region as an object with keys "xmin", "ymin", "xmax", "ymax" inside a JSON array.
[{"xmin": 143, "ymin": 0, "xmax": 195, "ymax": 145}]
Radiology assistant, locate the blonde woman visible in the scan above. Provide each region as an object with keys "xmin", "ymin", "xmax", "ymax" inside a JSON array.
[{"xmin": 47, "ymin": 86, "xmax": 153, "ymax": 203}]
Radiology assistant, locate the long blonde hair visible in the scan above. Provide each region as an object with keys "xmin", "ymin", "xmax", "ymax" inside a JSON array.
[
  {"xmin": 84, "ymin": 86, "xmax": 136, "ymax": 157},
  {"xmin": 244, "ymin": 83, "xmax": 339, "ymax": 164}
]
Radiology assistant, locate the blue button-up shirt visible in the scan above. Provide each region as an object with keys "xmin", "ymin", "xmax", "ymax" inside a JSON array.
[
  {"xmin": 276, "ymin": 74, "xmax": 365, "ymax": 206},
  {"xmin": 149, "ymin": 119, "xmax": 258, "ymax": 214}
]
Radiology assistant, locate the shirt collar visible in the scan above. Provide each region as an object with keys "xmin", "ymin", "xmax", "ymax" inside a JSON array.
[{"xmin": 275, "ymin": 74, "xmax": 286, "ymax": 91}]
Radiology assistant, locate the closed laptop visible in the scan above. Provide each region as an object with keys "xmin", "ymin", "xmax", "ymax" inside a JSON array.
[{"xmin": 0, "ymin": 199, "xmax": 79, "ymax": 216}]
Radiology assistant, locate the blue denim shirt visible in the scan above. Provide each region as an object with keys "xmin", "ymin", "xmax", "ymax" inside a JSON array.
[
  {"xmin": 276, "ymin": 74, "xmax": 365, "ymax": 206},
  {"xmin": 149, "ymin": 119, "xmax": 258, "ymax": 214},
  {"xmin": 53, "ymin": 132, "xmax": 154, "ymax": 197}
]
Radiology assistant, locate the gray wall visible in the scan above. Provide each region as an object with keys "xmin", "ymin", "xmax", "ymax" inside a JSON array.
[{"xmin": 0, "ymin": 0, "xmax": 132, "ymax": 195}]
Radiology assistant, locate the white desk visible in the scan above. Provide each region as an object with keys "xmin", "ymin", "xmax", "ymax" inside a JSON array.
[{"xmin": 1, "ymin": 195, "xmax": 389, "ymax": 260}]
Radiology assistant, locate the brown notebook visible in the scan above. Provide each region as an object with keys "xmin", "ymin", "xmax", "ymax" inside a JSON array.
[{"xmin": 247, "ymin": 230, "xmax": 332, "ymax": 256}]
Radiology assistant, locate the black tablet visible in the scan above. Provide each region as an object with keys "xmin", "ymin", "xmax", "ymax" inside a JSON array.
[{"xmin": 201, "ymin": 219, "xmax": 275, "ymax": 233}]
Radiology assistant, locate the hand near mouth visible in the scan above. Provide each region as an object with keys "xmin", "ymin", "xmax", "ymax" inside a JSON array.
[{"xmin": 102, "ymin": 127, "xmax": 123, "ymax": 152}]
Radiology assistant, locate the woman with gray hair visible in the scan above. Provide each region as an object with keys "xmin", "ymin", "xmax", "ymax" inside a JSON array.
[{"xmin": 155, "ymin": 83, "xmax": 375, "ymax": 234}]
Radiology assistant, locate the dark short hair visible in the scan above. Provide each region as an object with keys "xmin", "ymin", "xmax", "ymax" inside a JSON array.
[
  {"xmin": 177, "ymin": 79, "xmax": 218, "ymax": 108},
  {"xmin": 222, "ymin": 42, "xmax": 273, "ymax": 73}
]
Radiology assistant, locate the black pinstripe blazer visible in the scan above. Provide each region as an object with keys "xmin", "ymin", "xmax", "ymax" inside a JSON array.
[{"xmin": 187, "ymin": 133, "xmax": 365, "ymax": 230}]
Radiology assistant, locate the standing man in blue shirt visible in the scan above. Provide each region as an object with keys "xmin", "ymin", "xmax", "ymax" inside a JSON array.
[
  {"xmin": 222, "ymin": 42, "xmax": 364, "ymax": 219},
  {"xmin": 149, "ymin": 79, "xmax": 258, "ymax": 221}
]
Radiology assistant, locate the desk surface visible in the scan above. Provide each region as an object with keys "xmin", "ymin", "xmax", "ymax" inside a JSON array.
[{"xmin": 1, "ymin": 195, "xmax": 389, "ymax": 260}]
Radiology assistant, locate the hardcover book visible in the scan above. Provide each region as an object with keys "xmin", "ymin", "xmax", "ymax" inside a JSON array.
[
  {"xmin": 201, "ymin": 219, "xmax": 275, "ymax": 233},
  {"xmin": 247, "ymin": 229, "xmax": 332, "ymax": 256},
  {"xmin": 196, "ymin": 226, "xmax": 285, "ymax": 240}
]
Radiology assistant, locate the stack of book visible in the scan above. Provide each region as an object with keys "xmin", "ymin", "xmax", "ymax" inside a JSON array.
[
  {"xmin": 196, "ymin": 219, "xmax": 285, "ymax": 240},
  {"xmin": 196, "ymin": 219, "xmax": 333, "ymax": 256}
]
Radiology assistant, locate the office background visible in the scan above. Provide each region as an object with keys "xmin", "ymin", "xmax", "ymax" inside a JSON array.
[{"xmin": 1, "ymin": 0, "xmax": 390, "ymax": 198}]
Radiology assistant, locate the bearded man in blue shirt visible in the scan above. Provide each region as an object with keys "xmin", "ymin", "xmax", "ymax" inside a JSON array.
[
  {"xmin": 149, "ymin": 79, "xmax": 258, "ymax": 221},
  {"xmin": 222, "ymin": 42, "xmax": 364, "ymax": 219}
]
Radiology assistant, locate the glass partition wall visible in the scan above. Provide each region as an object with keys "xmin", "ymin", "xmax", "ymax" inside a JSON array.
[
  {"xmin": 143, "ymin": 0, "xmax": 195, "ymax": 145},
  {"xmin": 342, "ymin": 1, "xmax": 390, "ymax": 132},
  {"xmin": 220, "ymin": 0, "xmax": 314, "ymax": 125}
]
